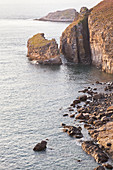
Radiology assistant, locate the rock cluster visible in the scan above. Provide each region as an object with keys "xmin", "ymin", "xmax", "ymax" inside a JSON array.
[
  {"xmin": 27, "ymin": 33, "xmax": 62, "ymax": 65},
  {"xmin": 37, "ymin": 9, "xmax": 79, "ymax": 22},
  {"xmin": 61, "ymin": 81, "xmax": 113, "ymax": 168},
  {"xmin": 61, "ymin": 124, "xmax": 83, "ymax": 138}
]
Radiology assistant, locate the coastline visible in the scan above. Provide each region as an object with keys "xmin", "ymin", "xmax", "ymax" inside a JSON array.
[{"xmin": 61, "ymin": 81, "xmax": 113, "ymax": 169}]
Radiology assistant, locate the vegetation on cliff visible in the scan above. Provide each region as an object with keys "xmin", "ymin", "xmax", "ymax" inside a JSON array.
[{"xmin": 27, "ymin": 33, "xmax": 62, "ymax": 65}]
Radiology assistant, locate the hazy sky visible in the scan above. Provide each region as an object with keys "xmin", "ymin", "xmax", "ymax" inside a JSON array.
[{"xmin": 0, "ymin": 0, "xmax": 102, "ymax": 5}]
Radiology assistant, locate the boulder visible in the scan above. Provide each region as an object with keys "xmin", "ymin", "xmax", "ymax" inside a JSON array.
[
  {"xmin": 27, "ymin": 33, "xmax": 62, "ymax": 65},
  {"xmin": 33, "ymin": 141, "xmax": 47, "ymax": 151},
  {"xmin": 94, "ymin": 166, "xmax": 105, "ymax": 170}
]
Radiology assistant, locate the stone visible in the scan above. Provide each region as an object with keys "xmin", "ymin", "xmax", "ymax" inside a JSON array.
[
  {"xmin": 27, "ymin": 33, "xmax": 62, "ymax": 65},
  {"xmin": 76, "ymin": 113, "xmax": 85, "ymax": 119},
  {"xmin": 82, "ymin": 141, "xmax": 109, "ymax": 163},
  {"xmin": 102, "ymin": 163, "xmax": 113, "ymax": 169},
  {"xmin": 33, "ymin": 141, "xmax": 47, "ymax": 151},
  {"xmin": 63, "ymin": 114, "xmax": 68, "ymax": 117},
  {"xmin": 94, "ymin": 166, "xmax": 105, "ymax": 170},
  {"xmin": 78, "ymin": 95, "xmax": 87, "ymax": 102},
  {"xmin": 107, "ymin": 106, "xmax": 113, "ymax": 112},
  {"xmin": 63, "ymin": 125, "xmax": 83, "ymax": 138}
]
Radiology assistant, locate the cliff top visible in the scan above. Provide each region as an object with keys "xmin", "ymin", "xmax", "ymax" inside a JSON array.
[
  {"xmin": 90, "ymin": 0, "xmax": 113, "ymax": 26},
  {"xmin": 38, "ymin": 9, "xmax": 79, "ymax": 22},
  {"xmin": 28, "ymin": 33, "xmax": 55, "ymax": 48}
]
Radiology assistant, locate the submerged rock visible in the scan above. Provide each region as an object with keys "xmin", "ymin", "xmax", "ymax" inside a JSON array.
[{"xmin": 27, "ymin": 33, "xmax": 62, "ymax": 65}]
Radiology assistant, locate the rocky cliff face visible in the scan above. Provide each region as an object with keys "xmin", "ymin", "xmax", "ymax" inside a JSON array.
[
  {"xmin": 27, "ymin": 33, "xmax": 62, "ymax": 65},
  {"xmin": 60, "ymin": 7, "xmax": 91, "ymax": 64},
  {"xmin": 88, "ymin": 0, "xmax": 113, "ymax": 73},
  {"xmin": 38, "ymin": 9, "xmax": 79, "ymax": 22}
]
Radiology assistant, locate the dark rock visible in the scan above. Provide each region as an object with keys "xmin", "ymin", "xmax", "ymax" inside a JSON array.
[
  {"xmin": 78, "ymin": 95, "xmax": 87, "ymax": 102},
  {"xmin": 63, "ymin": 114, "xmax": 68, "ymax": 117},
  {"xmin": 33, "ymin": 141, "xmax": 47, "ymax": 151},
  {"xmin": 61, "ymin": 123, "xmax": 66, "ymax": 126},
  {"xmin": 102, "ymin": 163, "xmax": 113, "ymax": 169},
  {"xmin": 82, "ymin": 141, "xmax": 109, "ymax": 163},
  {"xmin": 107, "ymin": 143, "xmax": 112, "ymax": 147},
  {"xmin": 63, "ymin": 125, "xmax": 83, "ymax": 138},
  {"xmin": 73, "ymin": 99, "xmax": 80, "ymax": 105},
  {"xmin": 94, "ymin": 166, "xmax": 105, "ymax": 170},
  {"xmin": 76, "ymin": 113, "xmax": 85, "ymax": 119},
  {"xmin": 70, "ymin": 114, "xmax": 75, "ymax": 118}
]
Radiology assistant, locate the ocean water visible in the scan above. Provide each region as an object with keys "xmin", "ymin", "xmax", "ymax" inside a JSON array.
[{"xmin": 0, "ymin": 1, "xmax": 113, "ymax": 170}]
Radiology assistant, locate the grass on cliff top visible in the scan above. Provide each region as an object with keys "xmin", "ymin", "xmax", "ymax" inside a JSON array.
[
  {"xmin": 90, "ymin": 0, "xmax": 113, "ymax": 24},
  {"xmin": 29, "ymin": 33, "xmax": 55, "ymax": 48}
]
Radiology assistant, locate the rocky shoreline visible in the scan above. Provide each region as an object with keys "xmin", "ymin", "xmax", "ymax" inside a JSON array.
[{"xmin": 61, "ymin": 81, "xmax": 113, "ymax": 169}]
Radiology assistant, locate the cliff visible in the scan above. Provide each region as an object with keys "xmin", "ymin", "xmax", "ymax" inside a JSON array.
[
  {"xmin": 37, "ymin": 9, "xmax": 79, "ymax": 22},
  {"xmin": 88, "ymin": 0, "xmax": 113, "ymax": 73},
  {"xmin": 60, "ymin": 7, "xmax": 91, "ymax": 64},
  {"xmin": 27, "ymin": 33, "xmax": 62, "ymax": 65},
  {"xmin": 60, "ymin": 0, "xmax": 113, "ymax": 73}
]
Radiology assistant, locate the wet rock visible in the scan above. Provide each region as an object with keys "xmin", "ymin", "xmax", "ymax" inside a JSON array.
[
  {"xmin": 93, "ymin": 93, "xmax": 104, "ymax": 101},
  {"xmin": 70, "ymin": 114, "xmax": 75, "ymax": 118},
  {"xmin": 78, "ymin": 95, "xmax": 87, "ymax": 102},
  {"xmin": 33, "ymin": 141, "xmax": 47, "ymax": 151},
  {"xmin": 82, "ymin": 141, "xmax": 109, "ymax": 163},
  {"xmin": 107, "ymin": 106, "xmax": 113, "ymax": 112},
  {"xmin": 63, "ymin": 125, "xmax": 83, "ymax": 138},
  {"xmin": 63, "ymin": 114, "xmax": 68, "ymax": 117},
  {"xmin": 76, "ymin": 113, "xmax": 85, "ymax": 119},
  {"xmin": 61, "ymin": 123, "xmax": 66, "ymax": 127},
  {"xmin": 94, "ymin": 166, "xmax": 105, "ymax": 170},
  {"xmin": 102, "ymin": 163, "xmax": 113, "ymax": 169}
]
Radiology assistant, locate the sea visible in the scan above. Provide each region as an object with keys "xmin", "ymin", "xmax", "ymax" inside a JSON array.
[{"xmin": 0, "ymin": 1, "xmax": 113, "ymax": 170}]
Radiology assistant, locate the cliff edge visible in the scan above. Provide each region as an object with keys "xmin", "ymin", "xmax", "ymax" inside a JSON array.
[
  {"xmin": 27, "ymin": 33, "xmax": 62, "ymax": 65},
  {"xmin": 60, "ymin": 7, "xmax": 91, "ymax": 64},
  {"xmin": 88, "ymin": 0, "xmax": 113, "ymax": 73}
]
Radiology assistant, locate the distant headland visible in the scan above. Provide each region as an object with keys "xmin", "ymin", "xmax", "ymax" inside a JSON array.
[{"xmin": 34, "ymin": 9, "xmax": 79, "ymax": 22}]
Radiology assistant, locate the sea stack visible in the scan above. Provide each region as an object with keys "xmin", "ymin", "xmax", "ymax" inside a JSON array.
[{"xmin": 27, "ymin": 33, "xmax": 62, "ymax": 65}]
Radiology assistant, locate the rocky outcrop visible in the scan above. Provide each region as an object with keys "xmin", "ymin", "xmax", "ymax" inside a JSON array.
[
  {"xmin": 33, "ymin": 140, "xmax": 47, "ymax": 151},
  {"xmin": 27, "ymin": 33, "xmax": 62, "ymax": 65},
  {"xmin": 37, "ymin": 9, "xmax": 79, "ymax": 22},
  {"xmin": 88, "ymin": 0, "xmax": 113, "ymax": 73},
  {"xmin": 60, "ymin": 7, "xmax": 91, "ymax": 64}
]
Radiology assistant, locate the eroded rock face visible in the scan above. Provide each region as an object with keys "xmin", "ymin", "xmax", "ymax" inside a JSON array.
[
  {"xmin": 27, "ymin": 33, "xmax": 62, "ymax": 65},
  {"xmin": 82, "ymin": 141, "xmax": 109, "ymax": 163},
  {"xmin": 60, "ymin": 7, "xmax": 91, "ymax": 64},
  {"xmin": 88, "ymin": 0, "xmax": 113, "ymax": 73}
]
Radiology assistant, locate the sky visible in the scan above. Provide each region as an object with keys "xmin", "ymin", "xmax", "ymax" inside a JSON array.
[
  {"xmin": 0, "ymin": 0, "xmax": 102, "ymax": 19},
  {"xmin": 0, "ymin": 0, "xmax": 102, "ymax": 5}
]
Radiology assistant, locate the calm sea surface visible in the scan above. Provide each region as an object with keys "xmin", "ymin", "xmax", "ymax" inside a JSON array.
[{"xmin": 0, "ymin": 2, "xmax": 113, "ymax": 170}]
